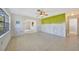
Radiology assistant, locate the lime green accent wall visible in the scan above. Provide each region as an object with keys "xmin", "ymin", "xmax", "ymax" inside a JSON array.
[{"xmin": 41, "ymin": 13, "xmax": 65, "ymax": 24}]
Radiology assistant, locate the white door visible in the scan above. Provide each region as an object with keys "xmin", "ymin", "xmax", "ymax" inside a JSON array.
[{"xmin": 69, "ymin": 17, "xmax": 77, "ymax": 35}]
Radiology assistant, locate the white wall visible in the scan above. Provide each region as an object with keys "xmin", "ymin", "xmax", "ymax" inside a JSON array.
[
  {"xmin": 11, "ymin": 14, "xmax": 24, "ymax": 36},
  {"xmin": 40, "ymin": 23, "xmax": 66, "ymax": 37},
  {"xmin": 0, "ymin": 8, "xmax": 11, "ymax": 50},
  {"xmin": 0, "ymin": 32, "xmax": 11, "ymax": 50}
]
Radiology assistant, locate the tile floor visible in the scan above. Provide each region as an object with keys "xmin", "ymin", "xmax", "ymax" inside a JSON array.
[{"xmin": 6, "ymin": 32, "xmax": 79, "ymax": 51}]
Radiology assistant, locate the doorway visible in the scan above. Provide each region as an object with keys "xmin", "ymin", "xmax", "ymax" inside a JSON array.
[
  {"xmin": 68, "ymin": 16, "xmax": 77, "ymax": 36},
  {"xmin": 24, "ymin": 20, "xmax": 37, "ymax": 33}
]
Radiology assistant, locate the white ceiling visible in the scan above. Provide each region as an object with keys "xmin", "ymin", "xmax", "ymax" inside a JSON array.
[{"xmin": 9, "ymin": 8, "xmax": 79, "ymax": 18}]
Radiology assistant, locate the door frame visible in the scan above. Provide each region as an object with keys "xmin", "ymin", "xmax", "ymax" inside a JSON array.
[{"xmin": 66, "ymin": 15, "xmax": 78, "ymax": 37}]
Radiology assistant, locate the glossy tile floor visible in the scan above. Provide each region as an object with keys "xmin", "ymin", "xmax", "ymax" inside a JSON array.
[{"xmin": 6, "ymin": 32, "xmax": 79, "ymax": 51}]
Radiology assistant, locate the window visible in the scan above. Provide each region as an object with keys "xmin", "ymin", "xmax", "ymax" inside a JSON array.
[{"xmin": 0, "ymin": 8, "xmax": 9, "ymax": 36}]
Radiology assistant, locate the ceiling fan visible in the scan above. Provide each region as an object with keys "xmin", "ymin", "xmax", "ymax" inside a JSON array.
[{"xmin": 37, "ymin": 9, "xmax": 48, "ymax": 16}]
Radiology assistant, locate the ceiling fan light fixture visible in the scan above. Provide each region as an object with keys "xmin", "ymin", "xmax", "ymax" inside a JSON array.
[{"xmin": 37, "ymin": 9, "xmax": 48, "ymax": 16}]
